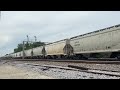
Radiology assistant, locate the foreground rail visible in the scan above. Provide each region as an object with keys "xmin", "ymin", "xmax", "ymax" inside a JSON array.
[
  {"xmin": 3, "ymin": 58, "xmax": 120, "ymax": 64},
  {"xmin": 23, "ymin": 63, "xmax": 120, "ymax": 77},
  {"xmin": 1, "ymin": 60, "xmax": 120, "ymax": 78}
]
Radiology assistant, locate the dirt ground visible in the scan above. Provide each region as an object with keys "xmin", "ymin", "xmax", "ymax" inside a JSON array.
[{"xmin": 0, "ymin": 64, "xmax": 54, "ymax": 79}]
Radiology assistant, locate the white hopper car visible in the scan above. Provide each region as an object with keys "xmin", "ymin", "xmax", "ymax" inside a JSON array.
[
  {"xmin": 45, "ymin": 39, "xmax": 73, "ymax": 59},
  {"xmin": 5, "ymin": 24, "xmax": 120, "ymax": 60},
  {"xmin": 70, "ymin": 24, "xmax": 120, "ymax": 59}
]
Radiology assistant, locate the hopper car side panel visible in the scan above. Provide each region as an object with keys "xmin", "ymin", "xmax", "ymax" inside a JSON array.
[
  {"xmin": 45, "ymin": 40, "xmax": 66, "ymax": 55},
  {"xmin": 24, "ymin": 49, "xmax": 32, "ymax": 58},
  {"xmin": 70, "ymin": 27, "xmax": 120, "ymax": 53}
]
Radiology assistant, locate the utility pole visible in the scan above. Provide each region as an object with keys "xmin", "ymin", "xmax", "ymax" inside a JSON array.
[
  {"xmin": 22, "ymin": 41, "xmax": 25, "ymax": 59},
  {"xmin": 31, "ymin": 42, "xmax": 33, "ymax": 57},
  {"xmin": 27, "ymin": 35, "xmax": 29, "ymax": 43},
  {"xmin": 34, "ymin": 36, "xmax": 37, "ymax": 42}
]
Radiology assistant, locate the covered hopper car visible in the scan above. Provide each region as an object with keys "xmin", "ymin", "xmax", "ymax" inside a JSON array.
[{"xmin": 3, "ymin": 24, "xmax": 120, "ymax": 60}]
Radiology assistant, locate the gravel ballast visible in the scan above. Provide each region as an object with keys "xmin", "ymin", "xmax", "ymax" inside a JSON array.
[{"xmin": 1, "ymin": 60, "xmax": 120, "ymax": 79}]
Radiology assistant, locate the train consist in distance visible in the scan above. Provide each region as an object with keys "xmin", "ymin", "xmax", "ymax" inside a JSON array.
[{"xmin": 3, "ymin": 24, "xmax": 120, "ymax": 60}]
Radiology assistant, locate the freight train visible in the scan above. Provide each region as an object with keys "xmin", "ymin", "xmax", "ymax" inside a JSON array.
[{"xmin": 2, "ymin": 24, "xmax": 120, "ymax": 60}]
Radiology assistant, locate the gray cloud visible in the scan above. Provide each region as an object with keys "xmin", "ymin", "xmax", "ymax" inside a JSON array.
[{"xmin": 0, "ymin": 11, "xmax": 120, "ymax": 56}]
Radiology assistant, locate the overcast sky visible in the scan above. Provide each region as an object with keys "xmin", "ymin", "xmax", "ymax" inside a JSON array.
[{"xmin": 0, "ymin": 11, "xmax": 120, "ymax": 56}]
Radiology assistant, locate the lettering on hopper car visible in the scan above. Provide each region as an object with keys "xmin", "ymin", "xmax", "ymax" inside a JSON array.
[
  {"xmin": 74, "ymin": 44, "xmax": 80, "ymax": 46},
  {"xmin": 74, "ymin": 41, "xmax": 80, "ymax": 46},
  {"xmin": 75, "ymin": 41, "xmax": 79, "ymax": 43}
]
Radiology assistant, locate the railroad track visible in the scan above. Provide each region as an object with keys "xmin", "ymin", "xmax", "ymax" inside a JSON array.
[
  {"xmin": 5, "ymin": 58, "xmax": 120, "ymax": 64},
  {"xmin": 21, "ymin": 63, "xmax": 120, "ymax": 77},
  {"xmin": 1, "ymin": 60, "xmax": 120, "ymax": 79}
]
